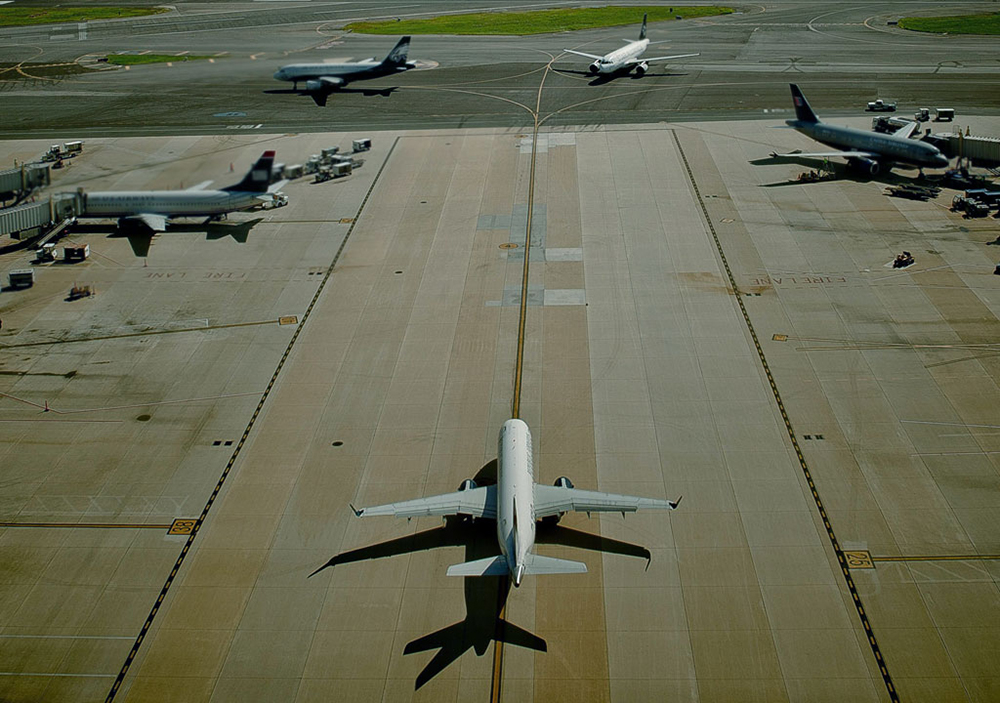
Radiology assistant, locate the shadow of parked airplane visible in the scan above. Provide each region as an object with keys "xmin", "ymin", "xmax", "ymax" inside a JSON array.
[
  {"xmin": 310, "ymin": 459, "xmax": 652, "ymax": 689},
  {"xmin": 70, "ymin": 218, "xmax": 264, "ymax": 256},
  {"xmin": 750, "ymin": 154, "xmax": 930, "ymax": 188}
]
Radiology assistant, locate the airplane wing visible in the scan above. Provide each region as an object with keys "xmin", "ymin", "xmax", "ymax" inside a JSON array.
[
  {"xmin": 185, "ymin": 180, "xmax": 214, "ymax": 191},
  {"xmin": 893, "ymin": 121, "xmax": 918, "ymax": 139},
  {"xmin": 633, "ymin": 52, "xmax": 700, "ymax": 63},
  {"xmin": 533, "ymin": 484, "xmax": 680, "ymax": 519},
  {"xmin": 266, "ymin": 179, "xmax": 288, "ymax": 193},
  {"xmin": 563, "ymin": 49, "xmax": 604, "ymax": 60},
  {"xmin": 123, "ymin": 213, "xmax": 168, "ymax": 232},
  {"xmin": 352, "ymin": 485, "xmax": 497, "ymax": 520},
  {"xmin": 769, "ymin": 150, "xmax": 880, "ymax": 160}
]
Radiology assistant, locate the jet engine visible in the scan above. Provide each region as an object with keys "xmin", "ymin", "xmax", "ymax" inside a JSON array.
[
  {"xmin": 634, "ymin": 61, "xmax": 649, "ymax": 76},
  {"xmin": 458, "ymin": 479, "xmax": 477, "ymax": 491},
  {"xmin": 589, "ymin": 62, "xmax": 601, "ymax": 75},
  {"xmin": 304, "ymin": 79, "xmax": 324, "ymax": 93},
  {"xmin": 850, "ymin": 157, "xmax": 881, "ymax": 175},
  {"xmin": 554, "ymin": 476, "xmax": 574, "ymax": 489}
]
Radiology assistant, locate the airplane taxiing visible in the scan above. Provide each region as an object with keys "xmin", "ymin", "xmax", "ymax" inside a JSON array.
[
  {"xmin": 773, "ymin": 84, "xmax": 950, "ymax": 175},
  {"xmin": 273, "ymin": 36, "xmax": 416, "ymax": 106},
  {"xmin": 351, "ymin": 419, "xmax": 680, "ymax": 587},
  {"xmin": 563, "ymin": 13, "xmax": 698, "ymax": 77}
]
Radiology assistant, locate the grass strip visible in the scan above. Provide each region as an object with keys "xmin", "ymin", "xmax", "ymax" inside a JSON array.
[
  {"xmin": 346, "ymin": 6, "xmax": 732, "ymax": 35},
  {"xmin": 898, "ymin": 13, "xmax": 1000, "ymax": 35},
  {"xmin": 0, "ymin": 7, "xmax": 167, "ymax": 27},
  {"xmin": 106, "ymin": 53, "xmax": 214, "ymax": 66}
]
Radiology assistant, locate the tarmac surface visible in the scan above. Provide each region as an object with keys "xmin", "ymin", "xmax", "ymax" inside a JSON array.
[
  {"xmin": 2, "ymin": 1, "xmax": 1000, "ymax": 136},
  {"xmin": 2, "ymin": 2, "xmax": 1000, "ymax": 703}
]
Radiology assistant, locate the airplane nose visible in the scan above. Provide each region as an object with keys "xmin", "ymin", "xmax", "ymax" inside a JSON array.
[
  {"xmin": 273, "ymin": 70, "xmax": 283, "ymax": 80},
  {"xmin": 935, "ymin": 154, "xmax": 950, "ymax": 167}
]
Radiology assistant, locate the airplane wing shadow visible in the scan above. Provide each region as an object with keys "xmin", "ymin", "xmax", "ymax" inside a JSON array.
[{"xmin": 311, "ymin": 459, "xmax": 654, "ymax": 690}]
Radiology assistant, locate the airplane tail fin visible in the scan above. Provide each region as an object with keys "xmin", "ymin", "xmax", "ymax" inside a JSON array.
[
  {"xmin": 446, "ymin": 555, "xmax": 508, "ymax": 577},
  {"xmin": 789, "ymin": 84, "xmax": 819, "ymax": 124},
  {"xmin": 639, "ymin": 13, "xmax": 648, "ymax": 40},
  {"xmin": 383, "ymin": 36, "xmax": 411, "ymax": 66},
  {"xmin": 223, "ymin": 151, "xmax": 275, "ymax": 193},
  {"xmin": 522, "ymin": 554, "xmax": 588, "ymax": 576}
]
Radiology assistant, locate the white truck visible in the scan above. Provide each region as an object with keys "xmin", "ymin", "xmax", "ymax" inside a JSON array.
[{"xmin": 866, "ymin": 99, "xmax": 897, "ymax": 112}]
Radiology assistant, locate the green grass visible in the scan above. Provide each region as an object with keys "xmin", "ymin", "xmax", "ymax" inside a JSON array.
[
  {"xmin": 898, "ymin": 12, "xmax": 1000, "ymax": 35},
  {"xmin": 106, "ymin": 53, "xmax": 215, "ymax": 66},
  {"xmin": 345, "ymin": 6, "xmax": 732, "ymax": 35},
  {"xmin": 0, "ymin": 7, "xmax": 168, "ymax": 27}
]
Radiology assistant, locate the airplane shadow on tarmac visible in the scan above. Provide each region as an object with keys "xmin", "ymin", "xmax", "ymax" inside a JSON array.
[
  {"xmin": 69, "ymin": 218, "xmax": 264, "ymax": 257},
  {"xmin": 751, "ymin": 155, "xmax": 935, "ymax": 187},
  {"xmin": 310, "ymin": 458, "xmax": 653, "ymax": 690},
  {"xmin": 263, "ymin": 86, "xmax": 398, "ymax": 106},
  {"xmin": 552, "ymin": 67, "xmax": 687, "ymax": 86}
]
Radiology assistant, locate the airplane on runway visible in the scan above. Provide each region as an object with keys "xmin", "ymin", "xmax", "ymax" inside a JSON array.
[
  {"xmin": 563, "ymin": 13, "xmax": 698, "ymax": 77},
  {"xmin": 272, "ymin": 36, "xmax": 416, "ymax": 106},
  {"xmin": 350, "ymin": 418, "xmax": 680, "ymax": 587},
  {"xmin": 772, "ymin": 84, "xmax": 950, "ymax": 175}
]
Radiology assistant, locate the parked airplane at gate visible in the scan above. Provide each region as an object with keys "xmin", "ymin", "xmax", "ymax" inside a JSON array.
[
  {"xmin": 78, "ymin": 150, "xmax": 283, "ymax": 233},
  {"xmin": 351, "ymin": 418, "xmax": 680, "ymax": 587},
  {"xmin": 563, "ymin": 13, "xmax": 698, "ymax": 76},
  {"xmin": 273, "ymin": 36, "xmax": 415, "ymax": 106},
  {"xmin": 773, "ymin": 84, "xmax": 950, "ymax": 175}
]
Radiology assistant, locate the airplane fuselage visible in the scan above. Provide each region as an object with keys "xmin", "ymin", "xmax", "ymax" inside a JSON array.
[
  {"xmin": 82, "ymin": 190, "xmax": 261, "ymax": 219},
  {"xmin": 786, "ymin": 120, "xmax": 949, "ymax": 169},
  {"xmin": 496, "ymin": 419, "xmax": 536, "ymax": 587},
  {"xmin": 591, "ymin": 38, "xmax": 649, "ymax": 74}
]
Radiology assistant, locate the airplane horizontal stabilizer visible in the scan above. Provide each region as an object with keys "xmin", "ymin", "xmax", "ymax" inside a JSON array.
[
  {"xmin": 523, "ymin": 554, "xmax": 587, "ymax": 576},
  {"xmin": 446, "ymin": 555, "xmax": 508, "ymax": 577}
]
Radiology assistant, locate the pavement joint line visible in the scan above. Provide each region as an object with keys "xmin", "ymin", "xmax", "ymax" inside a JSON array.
[
  {"xmin": 103, "ymin": 137, "xmax": 400, "ymax": 703},
  {"xmin": 671, "ymin": 129, "xmax": 900, "ymax": 703}
]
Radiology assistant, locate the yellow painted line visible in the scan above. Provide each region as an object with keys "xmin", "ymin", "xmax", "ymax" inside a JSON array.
[
  {"xmin": 493, "ymin": 55, "xmax": 555, "ymax": 703},
  {"xmin": 873, "ymin": 554, "xmax": 1000, "ymax": 562},
  {"xmin": 0, "ymin": 522, "xmax": 170, "ymax": 529}
]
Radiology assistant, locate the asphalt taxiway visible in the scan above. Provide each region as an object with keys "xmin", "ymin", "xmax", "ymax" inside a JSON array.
[{"xmin": 3, "ymin": 1, "xmax": 1000, "ymax": 136}]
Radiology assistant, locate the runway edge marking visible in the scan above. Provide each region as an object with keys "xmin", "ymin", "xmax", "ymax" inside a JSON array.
[
  {"xmin": 104, "ymin": 137, "xmax": 402, "ymax": 703},
  {"xmin": 670, "ymin": 130, "xmax": 899, "ymax": 703}
]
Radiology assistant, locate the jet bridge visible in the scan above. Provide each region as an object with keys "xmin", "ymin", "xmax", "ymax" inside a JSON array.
[
  {"xmin": 926, "ymin": 132, "xmax": 1000, "ymax": 169},
  {"xmin": 0, "ymin": 193, "xmax": 80, "ymax": 242},
  {"xmin": 0, "ymin": 164, "xmax": 51, "ymax": 204}
]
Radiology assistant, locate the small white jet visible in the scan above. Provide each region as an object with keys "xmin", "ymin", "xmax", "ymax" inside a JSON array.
[
  {"xmin": 80, "ymin": 150, "xmax": 284, "ymax": 233},
  {"xmin": 351, "ymin": 419, "xmax": 680, "ymax": 587},
  {"xmin": 563, "ymin": 13, "xmax": 698, "ymax": 76}
]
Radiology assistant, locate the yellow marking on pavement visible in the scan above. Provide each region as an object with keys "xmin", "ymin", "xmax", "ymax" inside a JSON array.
[
  {"xmin": 167, "ymin": 519, "xmax": 197, "ymax": 535},
  {"xmin": 0, "ymin": 522, "xmax": 171, "ymax": 530},
  {"xmin": 844, "ymin": 551, "xmax": 875, "ymax": 569},
  {"xmin": 278, "ymin": 315, "xmax": 298, "ymax": 325}
]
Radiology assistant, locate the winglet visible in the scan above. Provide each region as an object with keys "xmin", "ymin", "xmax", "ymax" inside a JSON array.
[
  {"xmin": 349, "ymin": 503, "xmax": 364, "ymax": 517},
  {"xmin": 669, "ymin": 496, "xmax": 683, "ymax": 509}
]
